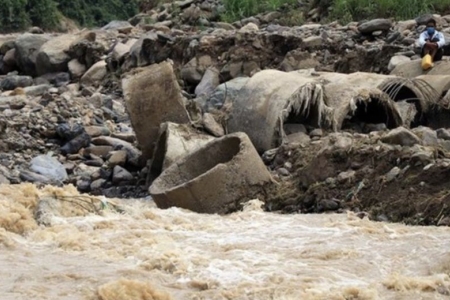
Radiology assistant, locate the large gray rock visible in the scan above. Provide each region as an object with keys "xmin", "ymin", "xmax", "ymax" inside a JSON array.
[
  {"xmin": 36, "ymin": 34, "xmax": 79, "ymax": 76},
  {"xmin": 358, "ymin": 19, "xmax": 392, "ymax": 34},
  {"xmin": 204, "ymin": 77, "xmax": 249, "ymax": 111},
  {"xmin": 388, "ymin": 55, "xmax": 410, "ymax": 72},
  {"xmin": 14, "ymin": 33, "xmax": 51, "ymax": 76},
  {"xmin": 381, "ymin": 127, "xmax": 421, "ymax": 147},
  {"xmin": 30, "ymin": 154, "xmax": 68, "ymax": 182}
]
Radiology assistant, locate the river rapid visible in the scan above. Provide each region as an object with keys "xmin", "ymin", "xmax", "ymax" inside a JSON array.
[{"xmin": 1, "ymin": 183, "xmax": 450, "ymax": 300}]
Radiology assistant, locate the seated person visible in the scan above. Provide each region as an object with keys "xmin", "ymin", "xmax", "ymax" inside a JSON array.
[{"xmin": 419, "ymin": 18, "xmax": 445, "ymax": 62}]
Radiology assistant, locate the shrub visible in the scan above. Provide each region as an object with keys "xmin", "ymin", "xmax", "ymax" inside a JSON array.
[
  {"xmin": 221, "ymin": 0, "xmax": 298, "ymax": 22},
  {"xmin": 329, "ymin": 0, "xmax": 450, "ymax": 23}
]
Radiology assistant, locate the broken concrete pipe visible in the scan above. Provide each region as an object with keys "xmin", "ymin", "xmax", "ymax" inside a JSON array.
[
  {"xmin": 149, "ymin": 132, "xmax": 272, "ymax": 214},
  {"xmin": 378, "ymin": 75, "xmax": 444, "ymax": 127},
  {"xmin": 147, "ymin": 122, "xmax": 215, "ymax": 185},
  {"xmin": 121, "ymin": 61, "xmax": 190, "ymax": 161},
  {"xmin": 317, "ymin": 72, "xmax": 404, "ymax": 131},
  {"xmin": 227, "ymin": 69, "xmax": 333, "ymax": 153}
]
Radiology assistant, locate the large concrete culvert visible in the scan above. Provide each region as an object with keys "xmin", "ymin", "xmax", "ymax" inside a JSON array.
[
  {"xmin": 149, "ymin": 132, "xmax": 272, "ymax": 214},
  {"xmin": 227, "ymin": 69, "xmax": 333, "ymax": 153},
  {"xmin": 317, "ymin": 72, "xmax": 403, "ymax": 131}
]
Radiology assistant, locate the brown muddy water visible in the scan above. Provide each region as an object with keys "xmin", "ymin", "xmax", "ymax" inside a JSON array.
[{"xmin": 1, "ymin": 183, "xmax": 450, "ymax": 300}]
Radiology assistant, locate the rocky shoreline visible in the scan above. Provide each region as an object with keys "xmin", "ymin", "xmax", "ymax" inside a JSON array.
[{"xmin": 1, "ymin": 3, "xmax": 450, "ymax": 224}]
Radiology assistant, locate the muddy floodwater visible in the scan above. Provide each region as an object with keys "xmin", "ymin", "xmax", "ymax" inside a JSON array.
[{"xmin": 1, "ymin": 184, "xmax": 450, "ymax": 300}]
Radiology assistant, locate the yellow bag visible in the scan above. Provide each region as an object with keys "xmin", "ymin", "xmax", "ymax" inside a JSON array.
[{"xmin": 422, "ymin": 54, "xmax": 433, "ymax": 70}]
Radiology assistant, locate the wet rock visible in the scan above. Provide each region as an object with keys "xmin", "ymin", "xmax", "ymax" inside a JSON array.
[
  {"xmin": 90, "ymin": 178, "xmax": 107, "ymax": 190},
  {"xmin": 0, "ymin": 75, "xmax": 33, "ymax": 90},
  {"xmin": 112, "ymin": 165, "xmax": 134, "ymax": 184},
  {"xmin": 20, "ymin": 170, "xmax": 53, "ymax": 184},
  {"xmin": 91, "ymin": 136, "xmax": 142, "ymax": 167},
  {"xmin": 108, "ymin": 150, "xmax": 127, "ymax": 167},
  {"xmin": 30, "ymin": 154, "xmax": 68, "ymax": 182},
  {"xmin": 318, "ymin": 199, "xmax": 340, "ymax": 212},
  {"xmin": 77, "ymin": 179, "xmax": 91, "ymax": 192},
  {"xmin": 56, "ymin": 123, "xmax": 85, "ymax": 141},
  {"xmin": 358, "ymin": 19, "xmax": 392, "ymax": 34},
  {"xmin": 60, "ymin": 132, "xmax": 91, "ymax": 155},
  {"xmin": 381, "ymin": 127, "xmax": 421, "ymax": 147},
  {"xmin": 203, "ymin": 113, "xmax": 224, "ymax": 137}
]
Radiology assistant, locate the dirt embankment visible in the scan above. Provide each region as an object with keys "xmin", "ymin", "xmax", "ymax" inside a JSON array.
[{"xmin": 265, "ymin": 132, "xmax": 450, "ymax": 226}]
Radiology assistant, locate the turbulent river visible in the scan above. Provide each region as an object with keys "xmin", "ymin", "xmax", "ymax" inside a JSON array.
[{"xmin": 1, "ymin": 183, "xmax": 450, "ymax": 300}]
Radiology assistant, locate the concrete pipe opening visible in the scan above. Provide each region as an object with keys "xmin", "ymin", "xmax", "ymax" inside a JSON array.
[
  {"xmin": 342, "ymin": 97, "xmax": 401, "ymax": 133},
  {"xmin": 149, "ymin": 132, "xmax": 272, "ymax": 214},
  {"xmin": 147, "ymin": 122, "xmax": 215, "ymax": 186},
  {"xmin": 378, "ymin": 78, "xmax": 438, "ymax": 128}
]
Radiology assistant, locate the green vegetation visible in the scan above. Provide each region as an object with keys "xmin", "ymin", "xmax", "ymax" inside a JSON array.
[
  {"xmin": 329, "ymin": 0, "xmax": 450, "ymax": 24},
  {"xmin": 0, "ymin": 0, "xmax": 142, "ymax": 32},
  {"xmin": 221, "ymin": 0, "xmax": 298, "ymax": 23},
  {"xmin": 221, "ymin": 0, "xmax": 450, "ymax": 24}
]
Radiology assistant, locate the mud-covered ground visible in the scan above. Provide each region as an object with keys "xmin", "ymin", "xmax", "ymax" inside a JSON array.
[{"xmin": 265, "ymin": 131, "xmax": 450, "ymax": 226}]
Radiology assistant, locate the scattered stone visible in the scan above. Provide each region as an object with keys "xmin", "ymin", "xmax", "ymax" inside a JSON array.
[
  {"xmin": 381, "ymin": 127, "xmax": 421, "ymax": 147},
  {"xmin": 108, "ymin": 150, "xmax": 127, "ymax": 167},
  {"xmin": 112, "ymin": 165, "xmax": 134, "ymax": 184},
  {"xmin": 388, "ymin": 55, "xmax": 410, "ymax": 72},
  {"xmin": 203, "ymin": 113, "xmax": 224, "ymax": 137},
  {"xmin": 358, "ymin": 19, "xmax": 392, "ymax": 34},
  {"xmin": 437, "ymin": 128, "xmax": 450, "ymax": 140},
  {"xmin": 385, "ymin": 167, "xmax": 400, "ymax": 182}
]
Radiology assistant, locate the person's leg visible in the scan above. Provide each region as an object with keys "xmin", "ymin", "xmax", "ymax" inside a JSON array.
[{"xmin": 434, "ymin": 48, "xmax": 444, "ymax": 61}]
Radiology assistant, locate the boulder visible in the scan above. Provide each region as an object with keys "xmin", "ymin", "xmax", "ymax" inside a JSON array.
[
  {"xmin": 80, "ymin": 60, "xmax": 107, "ymax": 86},
  {"xmin": 358, "ymin": 19, "xmax": 392, "ymax": 34},
  {"xmin": 36, "ymin": 34, "xmax": 79, "ymax": 76},
  {"xmin": 30, "ymin": 154, "xmax": 68, "ymax": 182},
  {"xmin": 102, "ymin": 20, "xmax": 134, "ymax": 33},
  {"xmin": 388, "ymin": 55, "xmax": 410, "ymax": 72},
  {"xmin": 121, "ymin": 61, "xmax": 190, "ymax": 160},
  {"xmin": 14, "ymin": 33, "xmax": 51, "ymax": 76},
  {"xmin": 381, "ymin": 127, "xmax": 421, "ymax": 147}
]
